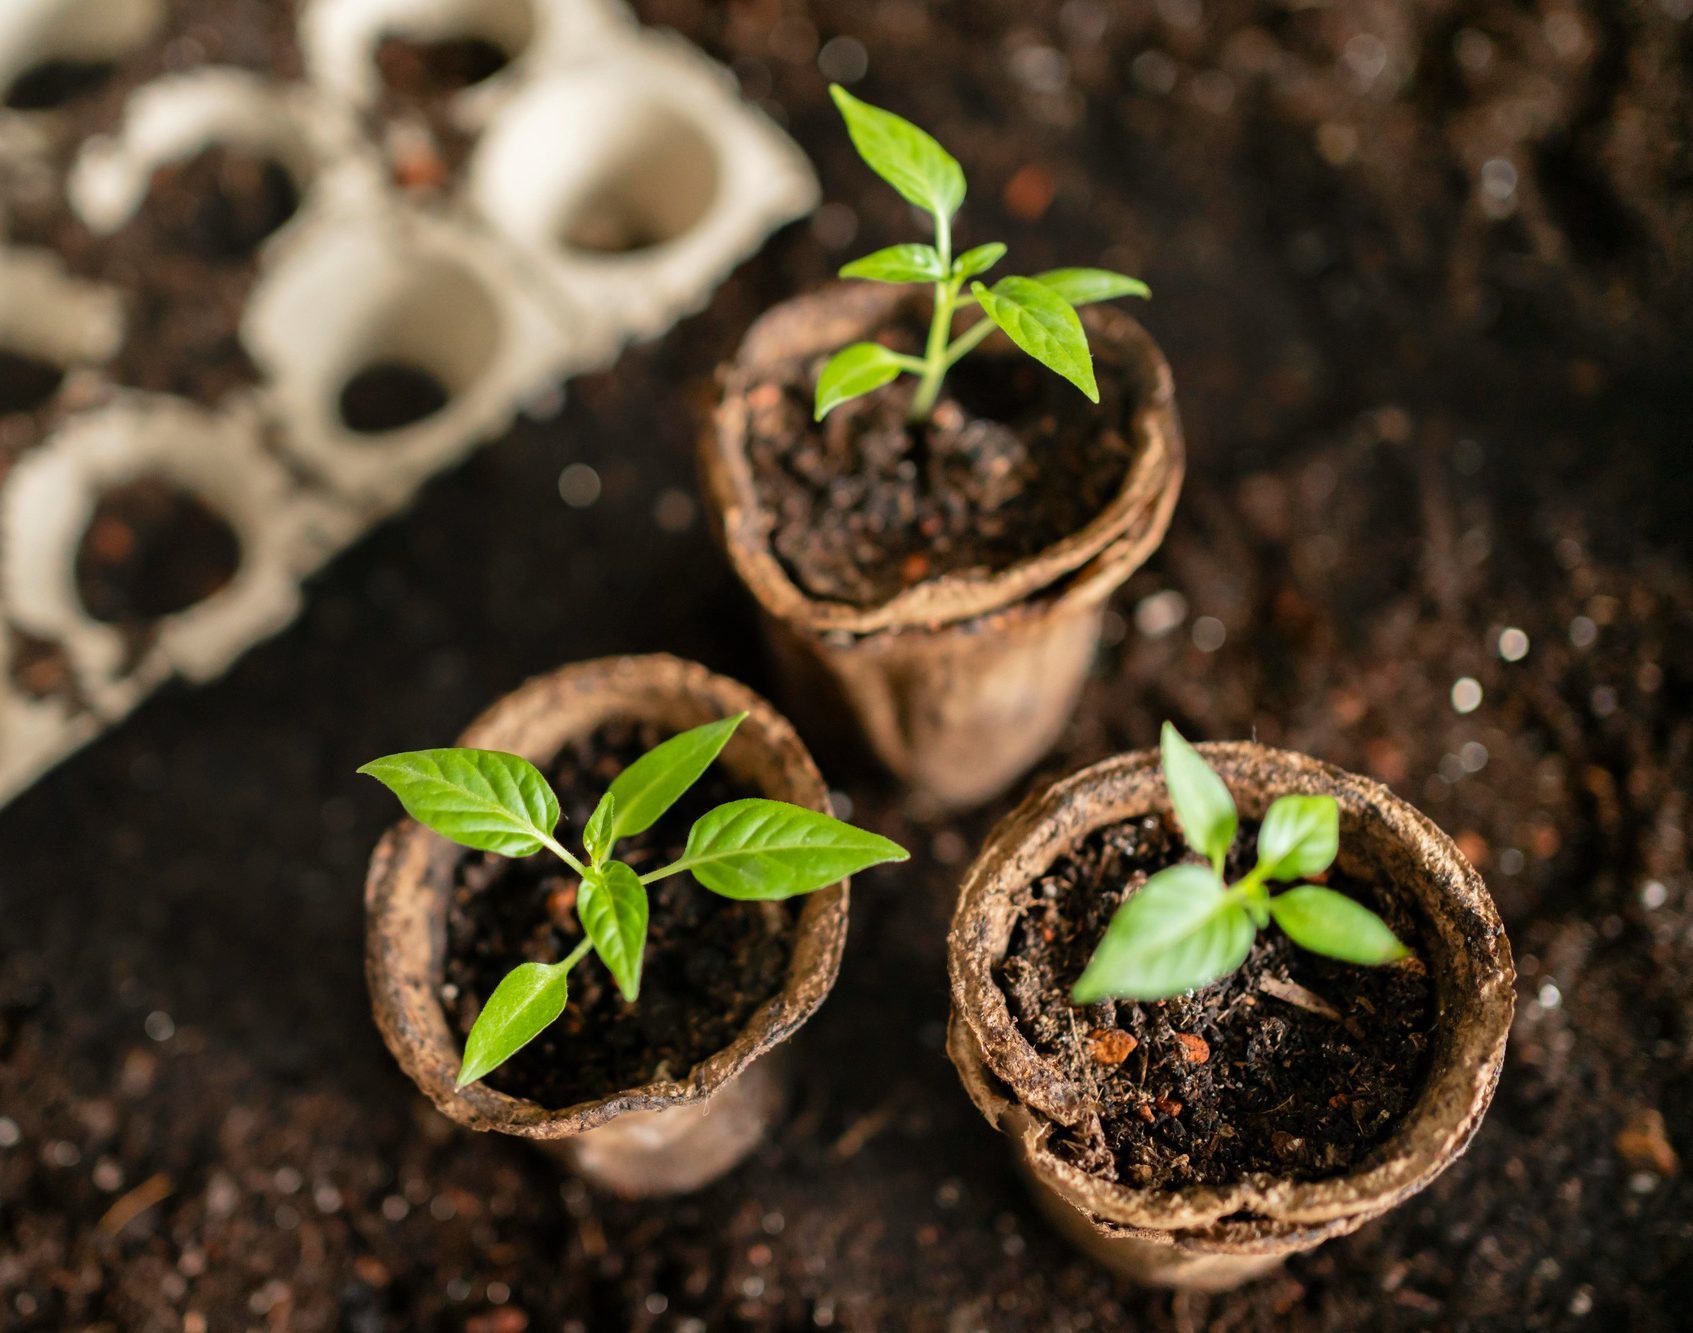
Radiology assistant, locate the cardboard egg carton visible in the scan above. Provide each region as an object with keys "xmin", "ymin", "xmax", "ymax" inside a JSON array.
[{"xmin": 0, "ymin": 0, "xmax": 817, "ymax": 804}]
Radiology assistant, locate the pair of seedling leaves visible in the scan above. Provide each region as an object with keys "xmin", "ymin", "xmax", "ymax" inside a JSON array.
[
  {"xmin": 817, "ymin": 85, "xmax": 1150, "ymax": 423},
  {"xmin": 359, "ymin": 714, "xmax": 907, "ymax": 1087},
  {"xmin": 1073, "ymin": 724, "xmax": 1410, "ymax": 1004}
]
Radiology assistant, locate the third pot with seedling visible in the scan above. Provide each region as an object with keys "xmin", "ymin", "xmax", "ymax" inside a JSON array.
[
  {"xmin": 362, "ymin": 654, "xmax": 905, "ymax": 1197},
  {"xmin": 701, "ymin": 88, "xmax": 1184, "ymax": 810},
  {"xmin": 948, "ymin": 725, "xmax": 1514, "ymax": 1289}
]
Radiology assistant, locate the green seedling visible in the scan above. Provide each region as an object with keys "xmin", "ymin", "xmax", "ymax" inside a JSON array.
[
  {"xmin": 360, "ymin": 714, "xmax": 907, "ymax": 1086},
  {"xmin": 1072, "ymin": 723, "xmax": 1409, "ymax": 1004},
  {"xmin": 817, "ymin": 84, "xmax": 1149, "ymax": 424}
]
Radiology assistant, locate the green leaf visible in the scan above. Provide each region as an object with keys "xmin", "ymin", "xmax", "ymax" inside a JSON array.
[
  {"xmin": 1256, "ymin": 794, "xmax": 1340, "ymax": 882},
  {"xmin": 953, "ymin": 242, "xmax": 1007, "ymax": 280},
  {"xmin": 1160, "ymin": 722, "xmax": 1238, "ymax": 874},
  {"xmin": 840, "ymin": 243, "xmax": 945, "ymax": 284},
  {"xmin": 830, "ymin": 84, "xmax": 966, "ymax": 221},
  {"xmin": 457, "ymin": 960, "xmax": 571, "ymax": 1086},
  {"xmin": 579, "ymin": 861, "xmax": 649, "ymax": 1003},
  {"xmin": 814, "ymin": 342, "xmax": 906, "ymax": 420},
  {"xmin": 605, "ymin": 713, "xmax": 745, "ymax": 844},
  {"xmin": 357, "ymin": 749, "xmax": 559, "ymax": 856},
  {"xmin": 583, "ymin": 792, "xmax": 615, "ymax": 863},
  {"xmin": 1268, "ymin": 886, "xmax": 1409, "ymax": 965},
  {"xmin": 1031, "ymin": 267, "xmax": 1150, "ymax": 306},
  {"xmin": 970, "ymin": 277, "xmax": 1098, "ymax": 402},
  {"xmin": 676, "ymin": 799, "xmax": 908, "ymax": 901},
  {"xmin": 1071, "ymin": 865, "xmax": 1256, "ymax": 1003}
]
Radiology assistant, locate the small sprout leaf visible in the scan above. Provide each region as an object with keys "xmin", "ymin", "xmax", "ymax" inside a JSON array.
[
  {"xmin": 815, "ymin": 342, "xmax": 906, "ymax": 420},
  {"xmin": 1072, "ymin": 865, "xmax": 1255, "ymax": 1003},
  {"xmin": 953, "ymin": 242, "xmax": 1008, "ymax": 280},
  {"xmin": 829, "ymin": 84, "xmax": 965, "ymax": 221},
  {"xmin": 841, "ymin": 243, "xmax": 946, "ymax": 284},
  {"xmin": 605, "ymin": 713, "xmax": 745, "ymax": 844},
  {"xmin": 583, "ymin": 792, "xmax": 615, "ymax": 863},
  {"xmin": 457, "ymin": 961, "xmax": 571, "ymax": 1087},
  {"xmin": 1256, "ymin": 794, "xmax": 1340, "ymax": 882},
  {"xmin": 579, "ymin": 861, "xmax": 649, "ymax": 1003},
  {"xmin": 971, "ymin": 278, "xmax": 1098, "ymax": 403},
  {"xmin": 677, "ymin": 799, "xmax": 908, "ymax": 900},
  {"xmin": 1268, "ymin": 887, "xmax": 1410, "ymax": 965},
  {"xmin": 357, "ymin": 749, "xmax": 559, "ymax": 856},
  {"xmin": 1159, "ymin": 723, "xmax": 1238, "ymax": 874},
  {"xmin": 1030, "ymin": 267, "xmax": 1150, "ymax": 306}
]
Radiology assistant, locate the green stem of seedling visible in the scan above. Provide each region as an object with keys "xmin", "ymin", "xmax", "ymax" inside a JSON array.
[
  {"xmin": 558, "ymin": 934, "xmax": 594, "ymax": 974},
  {"xmin": 908, "ymin": 213, "xmax": 956, "ymax": 423},
  {"xmin": 540, "ymin": 833, "xmax": 590, "ymax": 879}
]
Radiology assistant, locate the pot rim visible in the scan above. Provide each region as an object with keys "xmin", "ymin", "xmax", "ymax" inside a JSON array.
[
  {"xmin": 703, "ymin": 282, "xmax": 1184, "ymax": 637},
  {"xmin": 364, "ymin": 653, "xmax": 849, "ymax": 1139},
  {"xmin": 947, "ymin": 741, "xmax": 1515, "ymax": 1232}
]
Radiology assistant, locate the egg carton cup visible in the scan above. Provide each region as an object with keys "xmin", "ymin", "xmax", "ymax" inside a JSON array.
[
  {"xmin": 0, "ymin": 241, "xmax": 124, "ymax": 375},
  {"xmin": 299, "ymin": 0, "xmax": 632, "ymax": 133},
  {"xmin": 0, "ymin": 392, "xmax": 354, "ymax": 716},
  {"xmin": 241, "ymin": 199, "xmax": 584, "ymax": 516},
  {"xmin": 466, "ymin": 25, "xmax": 819, "ymax": 355},
  {"xmin": 0, "ymin": 0, "xmax": 164, "ymax": 119},
  {"xmin": 66, "ymin": 64, "xmax": 378, "ymax": 241}
]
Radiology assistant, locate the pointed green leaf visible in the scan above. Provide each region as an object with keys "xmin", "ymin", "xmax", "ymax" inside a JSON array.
[
  {"xmin": 970, "ymin": 277, "xmax": 1098, "ymax": 402},
  {"xmin": 579, "ymin": 861, "xmax": 649, "ymax": 1003},
  {"xmin": 840, "ymin": 243, "xmax": 945, "ymax": 284},
  {"xmin": 830, "ymin": 84, "xmax": 965, "ymax": 220},
  {"xmin": 953, "ymin": 242, "xmax": 1007, "ymax": 280},
  {"xmin": 605, "ymin": 713, "xmax": 745, "ymax": 843},
  {"xmin": 1256, "ymin": 794, "xmax": 1340, "ymax": 882},
  {"xmin": 1030, "ymin": 268, "xmax": 1150, "ymax": 306},
  {"xmin": 457, "ymin": 960, "xmax": 571, "ymax": 1086},
  {"xmin": 583, "ymin": 792, "xmax": 615, "ymax": 863},
  {"xmin": 814, "ymin": 342, "xmax": 906, "ymax": 420},
  {"xmin": 1160, "ymin": 722, "xmax": 1238, "ymax": 874},
  {"xmin": 676, "ymin": 799, "xmax": 908, "ymax": 901},
  {"xmin": 357, "ymin": 749, "xmax": 559, "ymax": 856},
  {"xmin": 1268, "ymin": 886, "xmax": 1410, "ymax": 965},
  {"xmin": 1072, "ymin": 865, "xmax": 1256, "ymax": 1003}
]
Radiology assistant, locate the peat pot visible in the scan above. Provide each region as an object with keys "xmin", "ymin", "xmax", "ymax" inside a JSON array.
[
  {"xmin": 701, "ymin": 283, "xmax": 1184, "ymax": 811},
  {"xmin": 365, "ymin": 654, "xmax": 849, "ymax": 1197},
  {"xmin": 947, "ymin": 742, "xmax": 1514, "ymax": 1290}
]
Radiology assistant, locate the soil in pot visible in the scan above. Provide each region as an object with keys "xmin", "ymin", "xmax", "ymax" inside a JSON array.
[
  {"xmin": 74, "ymin": 476, "xmax": 242, "ymax": 625},
  {"xmin": 1000, "ymin": 811, "xmax": 1434, "ymax": 1190},
  {"xmin": 744, "ymin": 306, "xmax": 1139, "ymax": 606},
  {"xmin": 134, "ymin": 146, "xmax": 301, "ymax": 263},
  {"xmin": 0, "ymin": 350, "xmax": 66, "ymax": 417},
  {"xmin": 442, "ymin": 719, "xmax": 800, "ymax": 1109},
  {"xmin": 373, "ymin": 35, "xmax": 513, "ymax": 99}
]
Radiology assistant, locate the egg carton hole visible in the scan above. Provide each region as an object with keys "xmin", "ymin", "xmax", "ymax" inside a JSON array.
[{"xmin": 0, "ymin": 0, "xmax": 164, "ymax": 115}]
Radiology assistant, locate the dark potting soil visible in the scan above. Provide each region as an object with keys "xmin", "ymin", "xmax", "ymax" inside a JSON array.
[
  {"xmin": 74, "ymin": 476, "xmax": 242, "ymax": 625},
  {"xmin": 743, "ymin": 309, "xmax": 1138, "ymax": 606},
  {"xmin": 373, "ymin": 35, "xmax": 513, "ymax": 98},
  {"xmin": 1000, "ymin": 813, "xmax": 1433, "ymax": 1189},
  {"xmin": 442, "ymin": 719, "xmax": 798, "ymax": 1109},
  {"xmin": 0, "ymin": 349, "xmax": 65, "ymax": 417},
  {"xmin": 132, "ymin": 147, "xmax": 301, "ymax": 263},
  {"xmin": 338, "ymin": 363, "xmax": 451, "ymax": 435},
  {"xmin": 2, "ymin": 60, "xmax": 117, "ymax": 113}
]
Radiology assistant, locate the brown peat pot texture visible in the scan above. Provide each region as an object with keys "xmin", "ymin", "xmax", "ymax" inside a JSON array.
[
  {"xmin": 364, "ymin": 654, "xmax": 849, "ymax": 1198},
  {"xmin": 948, "ymin": 742, "xmax": 1515, "ymax": 1290},
  {"xmin": 702, "ymin": 283, "xmax": 1184, "ymax": 811}
]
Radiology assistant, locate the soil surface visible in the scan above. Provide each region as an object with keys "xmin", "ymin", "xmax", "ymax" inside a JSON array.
[
  {"xmin": 73, "ymin": 477, "xmax": 242, "ymax": 627},
  {"xmin": 2, "ymin": 1, "xmax": 1689, "ymax": 1330},
  {"xmin": 133, "ymin": 147, "xmax": 301, "ymax": 264},
  {"xmin": 443, "ymin": 719, "xmax": 795, "ymax": 1109},
  {"xmin": 1001, "ymin": 814, "xmax": 1433, "ymax": 1189},
  {"xmin": 745, "ymin": 313, "xmax": 1136, "ymax": 604}
]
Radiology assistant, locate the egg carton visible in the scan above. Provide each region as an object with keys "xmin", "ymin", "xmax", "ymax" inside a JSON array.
[{"xmin": 0, "ymin": 0, "xmax": 817, "ymax": 804}]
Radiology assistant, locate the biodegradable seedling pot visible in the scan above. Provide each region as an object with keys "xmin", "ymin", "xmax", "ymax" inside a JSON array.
[
  {"xmin": 702, "ymin": 283, "xmax": 1184, "ymax": 811},
  {"xmin": 365, "ymin": 654, "xmax": 849, "ymax": 1198},
  {"xmin": 947, "ymin": 742, "xmax": 1514, "ymax": 1290}
]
